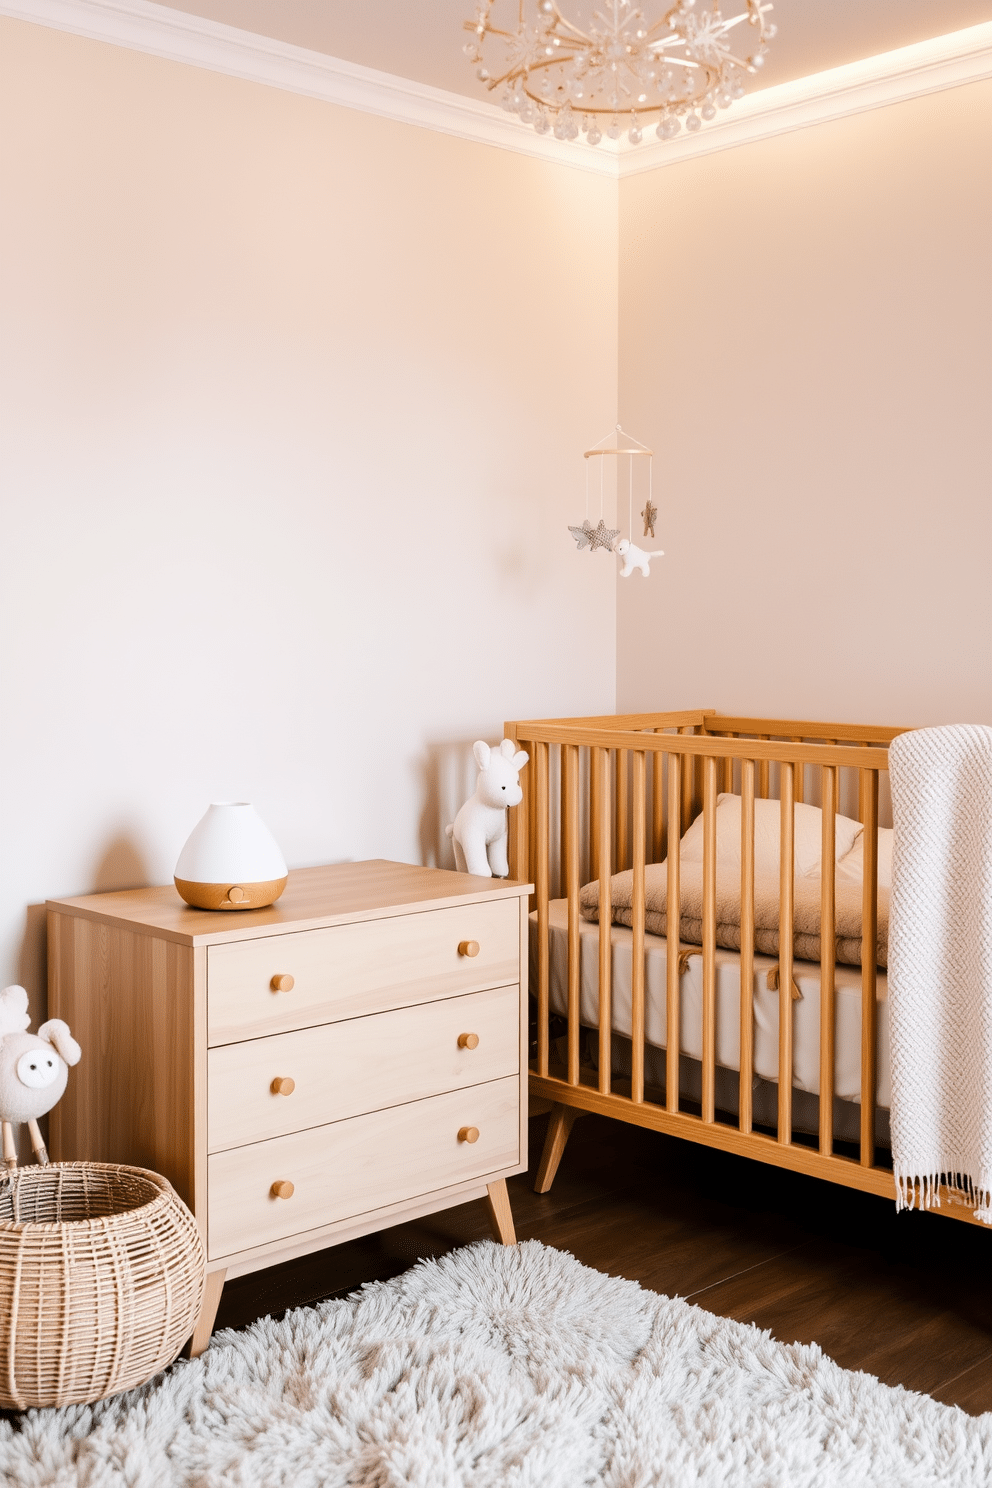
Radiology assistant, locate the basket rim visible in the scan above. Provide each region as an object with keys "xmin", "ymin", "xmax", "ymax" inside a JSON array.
[{"xmin": 0, "ymin": 1161, "xmax": 180, "ymax": 1235}]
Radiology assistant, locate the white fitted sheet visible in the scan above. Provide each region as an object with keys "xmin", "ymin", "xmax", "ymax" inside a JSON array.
[{"xmin": 534, "ymin": 899, "xmax": 890, "ymax": 1109}]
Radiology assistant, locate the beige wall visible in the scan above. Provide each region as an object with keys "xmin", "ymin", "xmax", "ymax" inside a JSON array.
[
  {"xmin": 0, "ymin": 19, "xmax": 619, "ymax": 993},
  {"xmin": 617, "ymin": 80, "xmax": 992, "ymax": 728},
  {"xmin": 4, "ymin": 18, "xmax": 989, "ymax": 1003}
]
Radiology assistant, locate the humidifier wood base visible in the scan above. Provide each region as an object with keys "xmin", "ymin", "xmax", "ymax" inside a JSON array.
[{"xmin": 173, "ymin": 877, "xmax": 288, "ymax": 911}]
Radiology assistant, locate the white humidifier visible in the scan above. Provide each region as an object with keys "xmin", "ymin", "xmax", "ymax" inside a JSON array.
[{"xmin": 174, "ymin": 802, "xmax": 288, "ymax": 910}]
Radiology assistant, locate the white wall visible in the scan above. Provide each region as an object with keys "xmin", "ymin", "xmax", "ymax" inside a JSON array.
[
  {"xmin": 617, "ymin": 79, "xmax": 992, "ymax": 728},
  {"xmin": 0, "ymin": 18, "xmax": 619, "ymax": 996}
]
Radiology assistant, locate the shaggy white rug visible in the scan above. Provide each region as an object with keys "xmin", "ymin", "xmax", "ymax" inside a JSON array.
[{"xmin": 1, "ymin": 1239, "xmax": 990, "ymax": 1486}]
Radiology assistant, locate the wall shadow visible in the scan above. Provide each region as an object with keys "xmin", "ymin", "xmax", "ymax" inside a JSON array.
[
  {"xmin": 16, "ymin": 903, "xmax": 49, "ymax": 1022},
  {"xmin": 89, "ymin": 834, "xmax": 151, "ymax": 895},
  {"xmin": 14, "ymin": 834, "xmax": 152, "ymax": 1034},
  {"xmin": 10, "ymin": 834, "xmax": 153, "ymax": 1165},
  {"xmin": 417, "ymin": 739, "xmax": 483, "ymax": 870}
]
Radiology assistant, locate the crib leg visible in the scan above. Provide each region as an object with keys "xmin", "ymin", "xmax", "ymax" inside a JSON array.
[
  {"xmin": 533, "ymin": 1103, "xmax": 582, "ymax": 1193},
  {"xmin": 2, "ymin": 1121, "xmax": 18, "ymax": 1173},
  {"xmin": 27, "ymin": 1119, "xmax": 49, "ymax": 1165}
]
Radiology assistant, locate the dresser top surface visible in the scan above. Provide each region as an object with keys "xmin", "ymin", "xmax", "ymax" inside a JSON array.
[{"xmin": 47, "ymin": 860, "xmax": 530, "ymax": 947}]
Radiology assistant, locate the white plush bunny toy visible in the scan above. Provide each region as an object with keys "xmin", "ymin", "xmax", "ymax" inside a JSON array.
[
  {"xmin": 616, "ymin": 537, "xmax": 665, "ymax": 578},
  {"xmin": 446, "ymin": 739, "xmax": 529, "ymax": 878},
  {"xmin": 0, "ymin": 984, "xmax": 81, "ymax": 1171}
]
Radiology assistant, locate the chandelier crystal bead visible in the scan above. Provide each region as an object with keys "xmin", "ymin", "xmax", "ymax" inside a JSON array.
[{"xmin": 465, "ymin": 0, "xmax": 774, "ymax": 147}]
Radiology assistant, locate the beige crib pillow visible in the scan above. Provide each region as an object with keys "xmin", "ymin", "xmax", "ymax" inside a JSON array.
[
  {"xmin": 577, "ymin": 795, "xmax": 887, "ymax": 968},
  {"xmin": 677, "ymin": 793, "xmax": 863, "ymax": 878},
  {"xmin": 835, "ymin": 827, "xmax": 894, "ymax": 888}
]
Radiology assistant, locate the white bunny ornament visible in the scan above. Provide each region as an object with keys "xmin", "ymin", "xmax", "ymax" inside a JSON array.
[
  {"xmin": 0, "ymin": 985, "xmax": 81, "ymax": 1170},
  {"xmin": 616, "ymin": 537, "xmax": 665, "ymax": 578},
  {"xmin": 446, "ymin": 739, "xmax": 529, "ymax": 878}
]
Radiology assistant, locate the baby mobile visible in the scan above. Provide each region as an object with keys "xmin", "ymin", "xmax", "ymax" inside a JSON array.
[{"xmin": 568, "ymin": 424, "xmax": 664, "ymax": 577}]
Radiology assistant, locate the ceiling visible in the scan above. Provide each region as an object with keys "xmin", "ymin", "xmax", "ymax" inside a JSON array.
[{"xmin": 153, "ymin": 0, "xmax": 992, "ymax": 98}]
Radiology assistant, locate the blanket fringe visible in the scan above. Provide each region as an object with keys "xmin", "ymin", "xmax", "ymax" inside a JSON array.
[
  {"xmin": 895, "ymin": 1168, "xmax": 992, "ymax": 1223},
  {"xmin": 766, "ymin": 964, "xmax": 802, "ymax": 1001}
]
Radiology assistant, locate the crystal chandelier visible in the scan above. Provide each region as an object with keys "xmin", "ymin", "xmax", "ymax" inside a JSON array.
[{"xmin": 464, "ymin": 0, "xmax": 776, "ymax": 146}]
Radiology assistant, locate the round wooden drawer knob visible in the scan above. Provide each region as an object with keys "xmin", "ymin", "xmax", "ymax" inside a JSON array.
[
  {"xmin": 270, "ymin": 974, "xmax": 295, "ymax": 993},
  {"xmin": 457, "ymin": 1126, "xmax": 480, "ymax": 1144},
  {"xmin": 457, "ymin": 1033, "xmax": 479, "ymax": 1050},
  {"xmin": 270, "ymin": 1180, "xmax": 295, "ymax": 1200},
  {"xmin": 228, "ymin": 886, "xmax": 247, "ymax": 904},
  {"xmin": 270, "ymin": 1076, "xmax": 296, "ymax": 1096},
  {"xmin": 458, "ymin": 940, "xmax": 480, "ymax": 958}
]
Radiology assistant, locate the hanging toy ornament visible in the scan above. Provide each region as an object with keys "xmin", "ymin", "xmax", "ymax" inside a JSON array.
[
  {"xmin": 616, "ymin": 538, "xmax": 665, "ymax": 578},
  {"xmin": 568, "ymin": 424, "xmax": 662, "ymax": 577},
  {"xmin": 569, "ymin": 518, "xmax": 620, "ymax": 552}
]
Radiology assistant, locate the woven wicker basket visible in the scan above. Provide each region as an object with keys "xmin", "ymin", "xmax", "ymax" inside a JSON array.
[{"xmin": 0, "ymin": 1162, "xmax": 205, "ymax": 1410}]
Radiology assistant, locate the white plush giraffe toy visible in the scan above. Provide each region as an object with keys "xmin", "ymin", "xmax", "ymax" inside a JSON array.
[
  {"xmin": 0, "ymin": 985, "xmax": 81, "ymax": 1171},
  {"xmin": 446, "ymin": 739, "xmax": 529, "ymax": 878}
]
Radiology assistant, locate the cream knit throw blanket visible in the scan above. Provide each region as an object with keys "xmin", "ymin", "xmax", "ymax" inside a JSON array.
[{"xmin": 889, "ymin": 724, "xmax": 992, "ymax": 1222}]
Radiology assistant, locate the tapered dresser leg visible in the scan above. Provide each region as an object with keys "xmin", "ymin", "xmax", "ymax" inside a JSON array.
[
  {"xmin": 485, "ymin": 1179, "xmax": 516, "ymax": 1245},
  {"xmin": 533, "ymin": 1103, "xmax": 581, "ymax": 1193},
  {"xmin": 187, "ymin": 1269, "xmax": 226, "ymax": 1358}
]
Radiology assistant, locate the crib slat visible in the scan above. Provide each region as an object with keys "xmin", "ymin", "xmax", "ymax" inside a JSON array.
[
  {"xmin": 860, "ymin": 769, "xmax": 879, "ymax": 1167},
  {"xmin": 564, "ymin": 744, "xmax": 581, "ymax": 1086},
  {"xmin": 758, "ymin": 739, "xmax": 770, "ymax": 800},
  {"xmin": 778, "ymin": 763, "xmax": 795, "ymax": 1145},
  {"xmin": 535, "ymin": 740, "xmax": 550, "ymax": 1078},
  {"xmin": 702, "ymin": 757, "xmax": 718, "ymax": 1124},
  {"xmin": 681, "ymin": 726, "xmax": 695, "ymax": 828},
  {"xmin": 791, "ymin": 739, "xmax": 805, "ymax": 804},
  {"xmin": 652, "ymin": 746, "xmax": 665, "ymax": 864},
  {"xmin": 615, "ymin": 749, "xmax": 629, "ymax": 873},
  {"xmin": 819, "ymin": 765, "xmax": 837, "ymax": 1156},
  {"xmin": 590, "ymin": 748, "xmax": 601, "ymax": 883},
  {"xmin": 739, "ymin": 760, "xmax": 756, "ymax": 1134},
  {"xmin": 631, "ymin": 751, "xmax": 647, "ymax": 1104},
  {"xmin": 558, "ymin": 744, "xmax": 566, "ymax": 904},
  {"xmin": 595, "ymin": 747, "xmax": 613, "ymax": 1096},
  {"xmin": 857, "ymin": 743, "xmax": 869, "ymax": 824},
  {"xmin": 528, "ymin": 736, "xmax": 539, "ymax": 892},
  {"xmin": 507, "ymin": 732, "xmax": 530, "ymax": 890},
  {"xmin": 666, "ymin": 753, "xmax": 682, "ymax": 1114}
]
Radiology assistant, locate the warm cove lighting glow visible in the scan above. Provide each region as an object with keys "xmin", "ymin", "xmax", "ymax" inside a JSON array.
[
  {"xmin": 0, "ymin": 3, "xmax": 990, "ymax": 172},
  {"xmin": 615, "ymin": 18, "xmax": 992, "ymax": 169}
]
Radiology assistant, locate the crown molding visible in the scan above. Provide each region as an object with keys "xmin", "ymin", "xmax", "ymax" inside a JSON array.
[
  {"xmin": 0, "ymin": 0, "xmax": 616, "ymax": 175},
  {"xmin": 617, "ymin": 20, "xmax": 992, "ymax": 176},
  {"xmin": 3, "ymin": 1, "xmax": 991, "ymax": 181}
]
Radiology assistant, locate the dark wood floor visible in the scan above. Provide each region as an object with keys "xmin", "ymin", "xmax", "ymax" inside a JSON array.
[{"xmin": 217, "ymin": 1110, "xmax": 992, "ymax": 1416}]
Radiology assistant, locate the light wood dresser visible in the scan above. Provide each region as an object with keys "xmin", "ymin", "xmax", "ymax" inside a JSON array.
[{"xmin": 47, "ymin": 861, "xmax": 530, "ymax": 1354}]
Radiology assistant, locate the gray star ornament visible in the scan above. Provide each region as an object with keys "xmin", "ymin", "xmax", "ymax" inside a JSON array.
[{"xmin": 588, "ymin": 519, "xmax": 620, "ymax": 552}]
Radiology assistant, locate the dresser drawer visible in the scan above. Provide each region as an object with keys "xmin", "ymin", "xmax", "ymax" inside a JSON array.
[
  {"xmin": 207, "ymin": 1075, "xmax": 519, "ymax": 1260},
  {"xmin": 207, "ymin": 984, "xmax": 520, "ymax": 1152},
  {"xmin": 207, "ymin": 897, "xmax": 520, "ymax": 1045}
]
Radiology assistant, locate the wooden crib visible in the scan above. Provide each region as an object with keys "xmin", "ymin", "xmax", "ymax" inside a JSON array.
[{"xmin": 504, "ymin": 709, "xmax": 985, "ymax": 1227}]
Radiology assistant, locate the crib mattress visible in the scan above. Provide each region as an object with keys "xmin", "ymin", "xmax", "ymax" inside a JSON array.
[{"xmin": 533, "ymin": 900, "xmax": 890, "ymax": 1109}]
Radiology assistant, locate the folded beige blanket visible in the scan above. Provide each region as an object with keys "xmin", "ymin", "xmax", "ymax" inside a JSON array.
[{"xmin": 579, "ymin": 862, "xmax": 888, "ymax": 970}]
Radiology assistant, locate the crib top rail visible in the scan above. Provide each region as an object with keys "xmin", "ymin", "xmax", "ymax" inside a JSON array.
[
  {"xmin": 698, "ymin": 716, "xmax": 911, "ymax": 746},
  {"xmin": 508, "ymin": 710, "xmax": 712, "ymax": 731},
  {"xmin": 505, "ymin": 718, "xmax": 897, "ymax": 771},
  {"xmin": 507, "ymin": 711, "xmax": 911, "ymax": 753}
]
